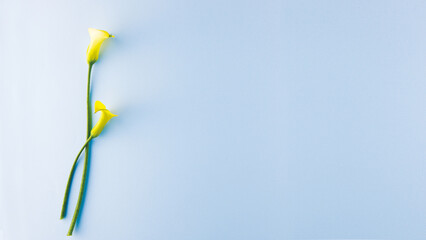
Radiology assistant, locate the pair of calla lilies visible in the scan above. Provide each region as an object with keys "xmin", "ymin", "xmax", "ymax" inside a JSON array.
[{"xmin": 60, "ymin": 28, "xmax": 116, "ymax": 236}]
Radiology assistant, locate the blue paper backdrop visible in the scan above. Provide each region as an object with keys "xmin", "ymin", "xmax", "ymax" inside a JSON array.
[{"xmin": 1, "ymin": 0, "xmax": 425, "ymax": 239}]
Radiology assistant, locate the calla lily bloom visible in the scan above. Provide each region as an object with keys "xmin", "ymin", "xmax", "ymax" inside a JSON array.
[
  {"xmin": 91, "ymin": 101, "xmax": 118, "ymax": 137},
  {"xmin": 61, "ymin": 100, "xmax": 117, "ymax": 235},
  {"xmin": 87, "ymin": 28, "xmax": 114, "ymax": 64}
]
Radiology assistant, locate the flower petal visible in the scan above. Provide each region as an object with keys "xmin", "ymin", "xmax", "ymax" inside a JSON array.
[
  {"xmin": 87, "ymin": 28, "xmax": 113, "ymax": 64},
  {"xmin": 91, "ymin": 101, "xmax": 118, "ymax": 138},
  {"xmin": 94, "ymin": 100, "xmax": 106, "ymax": 113}
]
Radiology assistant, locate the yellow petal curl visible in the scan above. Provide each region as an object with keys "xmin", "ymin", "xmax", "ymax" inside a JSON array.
[
  {"xmin": 87, "ymin": 28, "xmax": 114, "ymax": 64},
  {"xmin": 91, "ymin": 101, "xmax": 118, "ymax": 138},
  {"xmin": 94, "ymin": 100, "xmax": 107, "ymax": 113}
]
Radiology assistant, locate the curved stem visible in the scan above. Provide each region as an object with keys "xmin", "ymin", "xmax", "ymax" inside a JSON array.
[
  {"xmin": 67, "ymin": 63, "xmax": 93, "ymax": 236},
  {"xmin": 60, "ymin": 136, "xmax": 93, "ymax": 219}
]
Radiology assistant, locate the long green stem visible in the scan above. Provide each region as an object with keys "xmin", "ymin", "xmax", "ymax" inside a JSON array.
[
  {"xmin": 67, "ymin": 63, "xmax": 93, "ymax": 236},
  {"xmin": 60, "ymin": 136, "xmax": 93, "ymax": 219}
]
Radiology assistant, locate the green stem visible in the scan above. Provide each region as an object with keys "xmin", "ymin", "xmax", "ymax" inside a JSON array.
[
  {"xmin": 60, "ymin": 136, "xmax": 93, "ymax": 219},
  {"xmin": 67, "ymin": 63, "xmax": 93, "ymax": 236}
]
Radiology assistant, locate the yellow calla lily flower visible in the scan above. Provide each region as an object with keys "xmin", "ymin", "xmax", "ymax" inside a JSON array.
[
  {"xmin": 91, "ymin": 101, "xmax": 118, "ymax": 138},
  {"xmin": 61, "ymin": 100, "xmax": 117, "ymax": 234},
  {"xmin": 87, "ymin": 28, "xmax": 114, "ymax": 64}
]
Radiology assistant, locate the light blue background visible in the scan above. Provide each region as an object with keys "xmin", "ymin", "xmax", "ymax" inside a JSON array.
[{"xmin": 0, "ymin": 0, "xmax": 425, "ymax": 239}]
